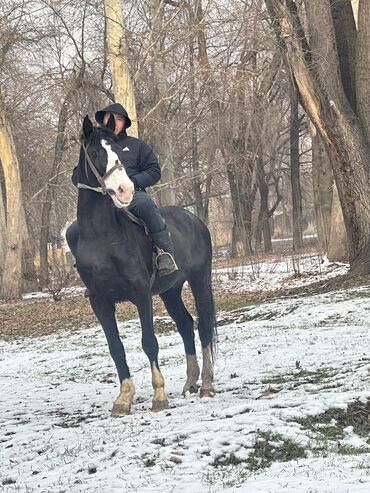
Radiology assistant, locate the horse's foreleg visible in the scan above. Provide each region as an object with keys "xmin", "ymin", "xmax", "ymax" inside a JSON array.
[
  {"xmin": 89, "ymin": 296, "xmax": 135, "ymax": 416},
  {"xmin": 136, "ymin": 294, "xmax": 169, "ymax": 412},
  {"xmin": 111, "ymin": 378, "xmax": 135, "ymax": 417}
]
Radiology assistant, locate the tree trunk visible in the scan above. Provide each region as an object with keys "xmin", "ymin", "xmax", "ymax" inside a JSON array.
[
  {"xmin": 0, "ymin": 177, "xmax": 5, "ymax": 270},
  {"xmin": 0, "ymin": 86, "xmax": 25, "ymax": 300},
  {"xmin": 330, "ymin": 0, "xmax": 357, "ymax": 110},
  {"xmin": 311, "ymin": 134, "xmax": 333, "ymax": 252},
  {"xmin": 256, "ymin": 160, "xmax": 272, "ymax": 253},
  {"xmin": 328, "ymin": 182, "xmax": 349, "ymax": 262},
  {"xmin": 39, "ymin": 97, "xmax": 70, "ymax": 288},
  {"xmin": 290, "ymin": 88, "xmax": 303, "ymax": 251},
  {"xmin": 150, "ymin": 0, "xmax": 176, "ymax": 205},
  {"xmin": 356, "ymin": 0, "xmax": 370, "ymax": 142},
  {"xmin": 265, "ymin": 0, "xmax": 370, "ymax": 273},
  {"xmin": 104, "ymin": 0, "xmax": 138, "ymax": 138}
]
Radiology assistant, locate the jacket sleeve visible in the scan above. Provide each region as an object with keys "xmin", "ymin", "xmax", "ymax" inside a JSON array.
[
  {"xmin": 131, "ymin": 142, "xmax": 161, "ymax": 189},
  {"xmin": 72, "ymin": 165, "xmax": 79, "ymax": 187}
]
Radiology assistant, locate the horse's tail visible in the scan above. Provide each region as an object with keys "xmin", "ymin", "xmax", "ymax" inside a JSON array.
[{"xmin": 189, "ymin": 269, "xmax": 217, "ymax": 361}]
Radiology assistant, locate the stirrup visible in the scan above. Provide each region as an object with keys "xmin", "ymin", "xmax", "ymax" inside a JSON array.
[{"xmin": 155, "ymin": 249, "xmax": 178, "ymax": 276}]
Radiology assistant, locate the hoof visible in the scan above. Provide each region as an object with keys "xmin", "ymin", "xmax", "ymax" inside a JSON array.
[
  {"xmin": 182, "ymin": 384, "xmax": 199, "ymax": 396},
  {"xmin": 200, "ymin": 387, "xmax": 215, "ymax": 398},
  {"xmin": 111, "ymin": 403, "xmax": 131, "ymax": 417},
  {"xmin": 152, "ymin": 398, "xmax": 169, "ymax": 412}
]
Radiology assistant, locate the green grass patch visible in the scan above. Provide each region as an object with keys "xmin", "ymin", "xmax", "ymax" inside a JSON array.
[
  {"xmin": 262, "ymin": 367, "xmax": 335, "ymax": 388},
  {"xmin": 294, "ymin": 399, "xmax": 370, "ymax": 439},
  {"xmin": 338, "ymin": 445, "xmax": 370, "ymax": 456},
  {"xmin": 212, "ymin": 430, "xmax": 306, "ymax": 471}
]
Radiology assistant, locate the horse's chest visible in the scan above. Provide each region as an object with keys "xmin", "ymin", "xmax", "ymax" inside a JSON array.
[
  {"xmin": 77, "ymin": 245, "xmax": 121, "ymax": 283},
  {"xmin": 75, "ymin": 241, "xmax": 144, "ymax": 296}
]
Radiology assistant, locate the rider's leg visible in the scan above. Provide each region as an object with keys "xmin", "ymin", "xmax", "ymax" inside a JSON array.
[{"xmin": 128, "ymin": 191, "xmax": 178, "ymax": 277}]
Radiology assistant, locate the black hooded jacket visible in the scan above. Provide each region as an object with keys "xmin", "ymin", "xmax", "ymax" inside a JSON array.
[
  {"xmin": 72, "ymin": 130, "xmax": 161, "ymax": 191},
  {"xmin": 72, "ymin": 103, "xmax": 161, "ymax": 190}
]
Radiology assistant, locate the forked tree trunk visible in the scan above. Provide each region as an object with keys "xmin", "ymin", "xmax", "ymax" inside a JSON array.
[
  {"xmin": 104, "ymin": 0, "xmax": 138, "ymax": 138},
  {"xmin": 265, "ymin": 0, "xmax": 370, "ymax": 273},
  {"xmin": 0, "ymin": 87, "xmax": 25, "ymax": 300}
]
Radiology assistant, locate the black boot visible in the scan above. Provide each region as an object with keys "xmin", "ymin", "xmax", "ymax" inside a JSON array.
[{"xmin": 151, "ymin": 229, "xmax": 178, "ymax": 277}]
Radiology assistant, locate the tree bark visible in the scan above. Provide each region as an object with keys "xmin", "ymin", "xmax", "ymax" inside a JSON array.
[
  {"xmin": 328, "ymin": 182, "xmax": 349, "ymax": 262},
  {"xmin": 0, "ymin": 177, "xmax": 5, "ymax": 270},
  {"xmin": 356, "ymin": 0, "xmax": 370, "ymax": 142},
  {"xmin": 330, "ymin": 0, "xmax": 357, "ymax": 110},
  {"xmin": 104, "ymin": 0, "xmax": 138, "ymax": 137},
  {"xmin": 0, "ymin": 86, "xmax": 25, "ymax": 299}
]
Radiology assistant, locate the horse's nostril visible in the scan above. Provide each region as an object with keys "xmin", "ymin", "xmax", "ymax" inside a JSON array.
[{"xmin": 118, "ymin": 186, "xmax": 123, "ymax": 194}]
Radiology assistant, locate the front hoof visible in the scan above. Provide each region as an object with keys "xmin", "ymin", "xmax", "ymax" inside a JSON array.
[
  {"xmin": 152, "ymin": 398, "xmax": 169, "ymax": 412},
  {"xmin": 200, "ymin": 387, "xmax": 215, "ymax": 398},
  {"xmin": 111, "ymin": 403, "xmax": 131, "ymax": 417}
]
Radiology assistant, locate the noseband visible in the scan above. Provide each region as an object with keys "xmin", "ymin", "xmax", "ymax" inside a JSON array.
[{"xmin": 77, "ymin": 141, "xmax": 125, "ymax": 195}]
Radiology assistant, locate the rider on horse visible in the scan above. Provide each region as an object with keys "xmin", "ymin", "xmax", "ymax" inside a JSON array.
[{"xmin": 68, "ymin": 103, "xmax": 178, "ymax": 278}]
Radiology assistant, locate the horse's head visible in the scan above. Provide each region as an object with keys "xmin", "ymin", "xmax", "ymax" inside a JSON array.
[{"xmin": 78, "ymin": 115, "xmax": 134, "ymax": 208}]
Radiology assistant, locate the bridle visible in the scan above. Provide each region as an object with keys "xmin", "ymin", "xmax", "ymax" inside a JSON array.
[{"xmin": 77, "ymin": 140, "xmax": 125, "ymax": 196}]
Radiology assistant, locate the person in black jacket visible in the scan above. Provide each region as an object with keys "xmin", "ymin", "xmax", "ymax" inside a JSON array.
[{"xmin": 67, "ymin": 103, "xmax": 178, "ymax": 278}]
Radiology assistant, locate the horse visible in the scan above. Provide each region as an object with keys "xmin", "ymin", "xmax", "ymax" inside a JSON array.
[{"xmin": 67, "ymin": 115, "xmax": 216, "ymax": 416}]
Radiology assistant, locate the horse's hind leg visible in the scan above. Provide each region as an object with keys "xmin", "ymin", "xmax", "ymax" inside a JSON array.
[
  {"xmin": 135, "ymin": 292, "xmax": 169, "ymax": 411},
  {"xmin": 89, "ymin": 296, "xmax": 135, "ymax": 416},
  {"xmin": 160, "ymin": 284, "xmax": 200, "ymax": 396},
  {"xmin": 188, "ymin": 273, "xmax": 216, "ymax": 398}
]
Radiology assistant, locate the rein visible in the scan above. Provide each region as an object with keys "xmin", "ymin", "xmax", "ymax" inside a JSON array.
[{"xmin": 77, "ymin": 141, "xmax": 125, "ymax": 195}]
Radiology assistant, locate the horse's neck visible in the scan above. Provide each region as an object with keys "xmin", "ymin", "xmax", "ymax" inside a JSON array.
[{"xmin": 77, "ymin": 190, "xmax": 123, "ymax": 240}]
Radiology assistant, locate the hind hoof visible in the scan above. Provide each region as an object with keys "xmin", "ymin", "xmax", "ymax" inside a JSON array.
[
  {"xmin": 200, "ymin": 387, "xmax": 215, "ymax": 398},
  {"xmin": 182, "ymin": 384, "xmax": 199, "ymax": 396},
  {"xmin": 111, "ymin": 403, "xmax": 131, "ymax": 417},
  {"xmin": 152, "ymin": 398, "xmax": 169, "ymax": 412}
]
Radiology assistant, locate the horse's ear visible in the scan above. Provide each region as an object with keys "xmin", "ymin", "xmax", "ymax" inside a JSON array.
[
  {"xmin": 83, "ymin": 115, "xmax": 93, "ymax": 138},
  {"xmin": 107, "ymin": 114, "xmax": 115, "ymax": 132}
]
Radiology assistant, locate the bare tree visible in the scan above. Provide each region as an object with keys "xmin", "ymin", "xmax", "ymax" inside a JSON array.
[
  {"xmin": 104, "ymin": 0, "xmax": 138, "ymax": 137},
  {"xmin": 265, "ymin": 0, "xmax": 370, "ymax": 273}
]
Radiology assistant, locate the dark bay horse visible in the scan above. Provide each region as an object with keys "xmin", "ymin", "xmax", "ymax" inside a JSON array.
[{"xmin": 69, "ymin": 116, "xmax": 216, "ymax": 416}]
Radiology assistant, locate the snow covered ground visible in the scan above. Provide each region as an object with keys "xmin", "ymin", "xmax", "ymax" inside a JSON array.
[
  {"xmin": 1, "ymin": 272, "xmax": 370, "ymax": 492},
  {"xmin": 212, "ymin": 253, "xmax": 349, "ymax": 294}
]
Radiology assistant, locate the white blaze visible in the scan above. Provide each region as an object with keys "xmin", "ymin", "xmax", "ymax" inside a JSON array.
[{"xmin": 101, "ymin": 140, "xmax": 134, "ymax": 208}]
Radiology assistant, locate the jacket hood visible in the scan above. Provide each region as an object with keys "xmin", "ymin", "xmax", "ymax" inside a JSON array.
[{"xmin": 95, "ymin": 103, "xmax": 132, "ymax": 129}]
